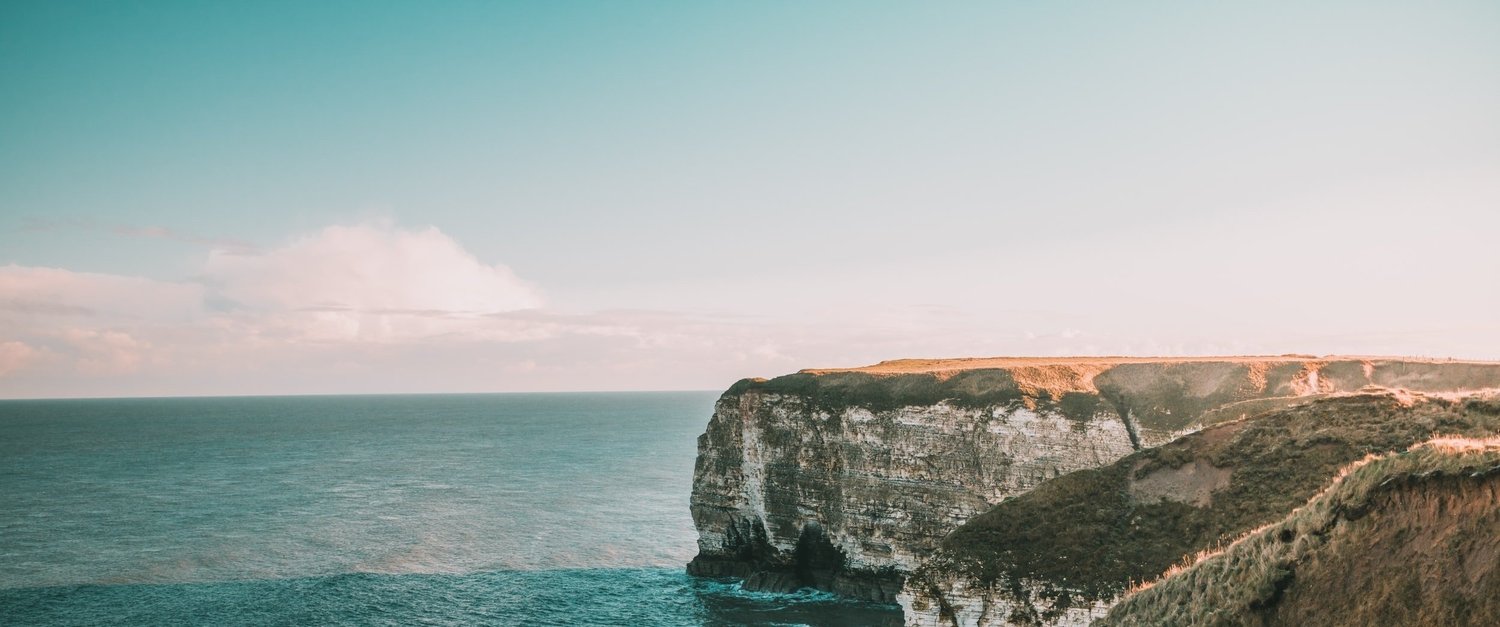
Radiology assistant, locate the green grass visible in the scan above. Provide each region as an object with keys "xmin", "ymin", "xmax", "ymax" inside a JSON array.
[{"xmin": 727, "ymin": 370, "xmax": 1031, "ymax": 414}]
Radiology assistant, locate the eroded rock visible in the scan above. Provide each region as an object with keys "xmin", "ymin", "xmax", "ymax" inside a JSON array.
[{"xmin": 685, "ymin": 356, "xmax": 1500, "ymax": 609}]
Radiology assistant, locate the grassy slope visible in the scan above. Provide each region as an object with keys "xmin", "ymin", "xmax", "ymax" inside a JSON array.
[
  {"xmin": 906, "ymin": 392, "xmax": 1500, "ymax": 623},
  {"xmin": 1098, "ymin": 437, "xmax": 1500, "ymax": 627}
]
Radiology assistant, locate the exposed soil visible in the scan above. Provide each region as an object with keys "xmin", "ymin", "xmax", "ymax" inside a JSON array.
[{"xmin": 1128, "ymin": 457, "xmax": 1232, "ymax": 507}]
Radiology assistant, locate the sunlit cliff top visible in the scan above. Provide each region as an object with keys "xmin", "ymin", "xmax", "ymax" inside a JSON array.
[{"xmin": 800, "ymin": 355, "xmax": 1495, "ymax": 376}]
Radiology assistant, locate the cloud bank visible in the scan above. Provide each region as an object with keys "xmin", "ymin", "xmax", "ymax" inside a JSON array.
[
  {"xmin": 5, "ymin": 206, "xmax": 1497, "ymax": 399},
  {"xmin": 0, "ymin": 223, "xmax": 561, "ymax": 396},
  {"xmin": 202, "ymin": 223, "xmax": 544, "ymax": 343},
  {"xmin": 2, "ymin": 222, "xmax": 899, "ymax": 398}
]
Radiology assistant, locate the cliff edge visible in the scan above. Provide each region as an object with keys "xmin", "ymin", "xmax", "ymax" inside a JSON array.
[{"xmin": 685, "ymin": 356, "xmax": 1500, "ymax": 603}]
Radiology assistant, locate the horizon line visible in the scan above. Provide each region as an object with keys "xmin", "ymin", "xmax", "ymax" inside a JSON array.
[{"xmin": 0, "ymin": 389, "xmax": 724, "ymax": 403}]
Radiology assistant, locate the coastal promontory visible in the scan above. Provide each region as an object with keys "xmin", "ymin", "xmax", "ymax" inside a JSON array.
[{"xmin": 685, "ymin": 356, "xmax": 1500, "ymax": 614}]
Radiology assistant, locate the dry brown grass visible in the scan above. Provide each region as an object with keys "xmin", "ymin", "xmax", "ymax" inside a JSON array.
[
  {"xmin": 1099, "ymin": 437, "xmax": 1500, "ymax": 626},
  {"xmin": 801, "ymin": 355, "xmax": 1495, "ymax": 377},
  {"xmin": 1424, "ymin": 434, "xmax": 1500, "ymax": 453}
]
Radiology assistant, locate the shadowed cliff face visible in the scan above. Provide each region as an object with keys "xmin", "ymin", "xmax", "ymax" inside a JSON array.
[
  {"xmin": 686, "ymin": 356, "xmax": 1500, "ymax": 605},
  {"xmin": 900, "ymin": 393, "xmax": 1500, "ymax": 626}
]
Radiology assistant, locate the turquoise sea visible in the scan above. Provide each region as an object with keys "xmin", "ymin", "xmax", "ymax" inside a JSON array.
[{"xmin": 0, "ymin": 392, "xmax": 901, "ymax": 626}]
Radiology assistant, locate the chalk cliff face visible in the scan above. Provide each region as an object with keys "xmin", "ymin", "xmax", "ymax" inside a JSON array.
[
  {"xmin": 686, "ymin": 356, "xmax": 1500, "ymax": 606},
  {"xmin": 687, "ymin": 385, "xmax": 1135, "ymax": 602}
]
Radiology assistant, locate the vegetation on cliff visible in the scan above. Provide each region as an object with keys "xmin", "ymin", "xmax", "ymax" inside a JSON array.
[
  {"xmin": 726, "ymin": 370, "xmax": 1032, "ymax": 414},
  {"xmin": 1098, "ymin": 436, "xmax": 1500, "ymax": 626},
  {"xmin": 905, "ymin": 392, "xmax": 1500, "ymax": 624}
]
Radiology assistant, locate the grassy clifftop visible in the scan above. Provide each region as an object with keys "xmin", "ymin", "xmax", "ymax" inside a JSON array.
[
  {"xmin": 904, "ymin": 392, "xmax": 1500, "ymax": 624},
  {"xmin": 727, "ymin": 356, "xmax": 1500, "ymax": 434},
  {"xmin": 1099, "ymin": 436, "xmax": 1500, "ymax": 626}
]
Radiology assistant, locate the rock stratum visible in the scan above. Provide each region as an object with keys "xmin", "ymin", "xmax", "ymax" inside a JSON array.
[{"xmin": 685, "ymin": 356, "xmax": 1500, "ymax": 614}]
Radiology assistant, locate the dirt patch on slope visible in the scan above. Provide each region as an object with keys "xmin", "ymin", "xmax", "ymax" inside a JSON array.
[{"xmin": 1128, "ymin": 458, "xmax": 1232, "ymax": 506}]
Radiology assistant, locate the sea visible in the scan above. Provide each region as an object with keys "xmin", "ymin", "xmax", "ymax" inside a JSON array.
[{"xmin": 0, "ymin": 392, "xmax": 902, "ymax": 626}]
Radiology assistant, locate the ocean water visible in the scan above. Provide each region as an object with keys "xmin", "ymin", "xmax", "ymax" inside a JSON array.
[{"xmin": 0, "ymin": 392, "xmax": 900, "ymax": 626}]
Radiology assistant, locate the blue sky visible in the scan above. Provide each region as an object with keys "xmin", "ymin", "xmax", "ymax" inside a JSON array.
[{"xmin": 2, "ymin": 2, "xmax": 1499, "ymax": 397}]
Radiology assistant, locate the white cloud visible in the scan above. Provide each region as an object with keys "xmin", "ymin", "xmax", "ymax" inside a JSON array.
[
  {"xmin": 195, "ymin": 223, "xmax": 546, "ymax": 343},
  {"xmin": 206, "ymin": 222, "xmax": 540, "ymax": 314},
  {"xmin": 0, "ymin": 341, "xmax": 38, "ymax": 377},
  {"xmin": 0, "ymin": 264, "xmax": 204, "ymax": 322},
  {"xmin": 0, "ymin": 223, "xmax": 557, "ymax": 388},
  {"xmin": 65, "ymin": 330, "xmax": 148, "ymax": 376},
  {"xmin": 202, "ymin": 223, "xmax": 542, "ymax": 342}
]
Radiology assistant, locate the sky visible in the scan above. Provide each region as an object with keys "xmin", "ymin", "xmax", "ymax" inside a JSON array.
[{"xmin": 2, "ymin": 1, "xmax": 1499, "ymax": 398}]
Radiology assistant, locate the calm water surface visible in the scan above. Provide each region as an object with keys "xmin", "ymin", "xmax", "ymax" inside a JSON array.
[{"xmin": 0, "ymin": 392, "xmax": 900, "ymax": 626}]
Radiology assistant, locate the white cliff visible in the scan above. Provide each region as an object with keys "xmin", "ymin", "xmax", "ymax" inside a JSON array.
[{"xmin": 685, "ymin": 356, "xmax": 1500, "ymax": 613}]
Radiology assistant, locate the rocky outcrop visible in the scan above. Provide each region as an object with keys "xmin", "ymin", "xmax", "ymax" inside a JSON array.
[
  {"xmin": 900, "ymin": 392, "xmax": 1500, "ymax": 626},
  {"xmin": 687, "ymin": 385, "xmax": 1135, "ymax": 603},
  {"xmin": 685, "ymin": 356, "xmax": 1500, "ymax": 604},
  {"xmin": 1099, "ymin": 436, "xmax": 1500, "ymax": 627}
]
